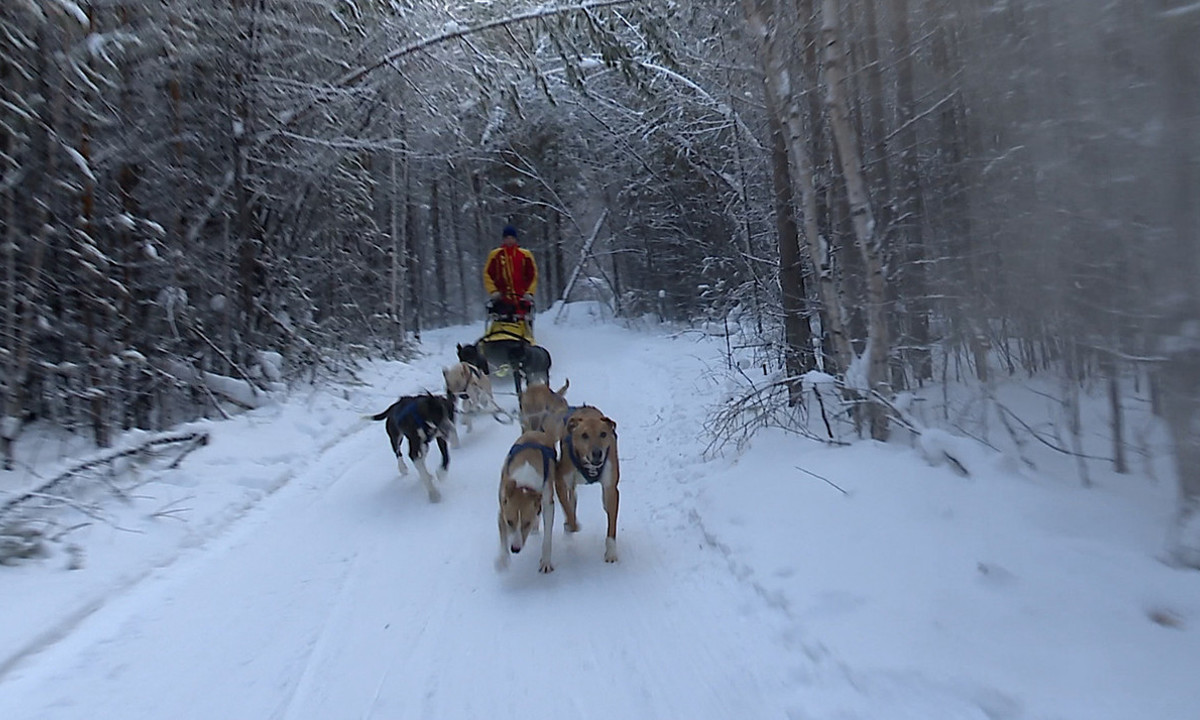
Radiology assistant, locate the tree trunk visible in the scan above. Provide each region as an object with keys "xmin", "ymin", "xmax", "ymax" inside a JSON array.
[
  {"xmin": 405, "ymin": 162, "xmax": 422, "ymax": 339},
  {"xmin": 1157, "ymin": 0, "xmax": 1200, "ymax": 569},
  {"xmin": 449, "ymin": 166, "xmax": 469, "ymax": 324},
  {"xmin": 390, "ymin": 109, "xmax": 406, "ymax": 348},
  {"xmin": 891, "ymin": 0, "xmax": 931, "ymax": 384},
  {"xmin": 742, "ymin": 0, "xmax": 853, "ymax": 378},
  {"xmin": 1105, "ymin": 357, "xmax": 1127, "ymax": 475},
  {"xmin": 766, "ymin": 87, "xmax": 814, "ymax": 401},
  {"xmin": 820, "ymin": 0, "xmax": 890, "ymax": 440},
  {"xmin": 431, "ymin": 179, "xmax": 447, "ymax": 326},
  {"xmin": 552, "ymin": 210, "xmax": 566, "ymax": 303},
  {"xmin": 471, "ymin": 170, "xmax": 487, "ymax": 316},
  {"xmin": 232, "ymin": 0, "xmax": 261, "ymax": 362}
]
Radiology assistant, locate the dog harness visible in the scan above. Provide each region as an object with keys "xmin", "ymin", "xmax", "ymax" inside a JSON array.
[
  {"xmin": 393, "ymin": 400, "xmax": 423, "ymax": 426},
  {"xmin": 394, "ymin": 398, "xmax": 445, "ymax": 442},
  {"xmin": 506, "ymin": 441, "xmax": 556, "ymax": 485},
  {"xmin": 564, "ymin": 434, "xmax": 605, "ymax": 484},
  {"xmin": 561, "ymin": 406, "xmax": 600, "ymax": 482},
  {"xmin": 450, "ymin": 365, "xmax": 483, "ymax": 399},
  {"xmin": 559, "ymin": 405, "xmax": 586, "ymax": 431}
]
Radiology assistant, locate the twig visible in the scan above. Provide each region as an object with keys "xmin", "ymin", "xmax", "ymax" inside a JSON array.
[
  {"xmin": 186, "ymin": 323, "xmax": 268, "ymax": 396},
  {"xmin": 50, "ymin": 522, "xmax": 93, "ymax": 542},
  {"xmin": 994, "ymin": 402, "xmax": 1110, "ymax": 463},
  {"xmin": 795, "ymin": 465, "xmax": 848, "ymax": 496},
  {"xmin": 20, "ymin": 492, "xmax": 143, "ymax": 533},
  {"xmin": 151, "ymin": 496, "xmax": 194, "ymax": 522}
]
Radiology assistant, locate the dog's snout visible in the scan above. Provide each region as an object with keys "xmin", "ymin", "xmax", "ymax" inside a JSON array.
[
  {"xmin": 590, "ymin": 449, "xmax": 605, "ymax": 464},
  {"xmin": 458, "ymin": 393, "xmax": 470, "ymax": 400},
  {"xmin": 510, "ymin": 544, "xmax": 522, "ymax": 554}
]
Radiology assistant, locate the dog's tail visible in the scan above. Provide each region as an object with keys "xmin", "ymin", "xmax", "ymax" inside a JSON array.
[
  {"xmin": 556, "ymin": 378, "xmax": 570, "ymax": 396},
  {"xmin": 365, "ymin": 409, "xmax": 390, "ymax": 422}
]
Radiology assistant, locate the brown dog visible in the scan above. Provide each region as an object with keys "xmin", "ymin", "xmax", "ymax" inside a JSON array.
[
  {"xmin": 497, "ymin": 430, "xmax": 558, "ymax": 573},
  {"xmin": 555, "ymin": 405, "xmax": 620, "ymax": 563},
  {"xmin": 518, "ymin": 379, "xmax": 569, "ymax": 437}
]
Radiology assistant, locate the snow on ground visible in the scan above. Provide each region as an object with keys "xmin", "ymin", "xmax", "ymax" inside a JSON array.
[{"xmin": 0, "ymin": 302, "xmax": 1197, "ymax": 720}]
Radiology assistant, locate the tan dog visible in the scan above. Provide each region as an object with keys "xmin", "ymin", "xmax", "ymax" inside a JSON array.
[
  {"xmin": 555, "ymin": 405, "xmax": 620, "ymax": 563},
  {"xmin": 497, "ymin": 430, "xmax": 558, "ymax": 573},
  {"xmin": 443, "ymin": 361, "xmax": 504, "ymax": 432},
  {"xmin": 518, "ymin": 379, "xmax": 569, "ymax": 437}
]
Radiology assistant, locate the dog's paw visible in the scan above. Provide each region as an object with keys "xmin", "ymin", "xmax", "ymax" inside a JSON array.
[
  {"xmin": 564, "ymin": 521, "xmax": 580, "ymax": 533},
  {"xmin": 427, "ymin": 487, "xmax": 442, "ymax": 503},
  {"xmin": 495, "ymin": 554, "xmax": 510, "ymax": 571},
  {"xmin": 538, "ymin": 560, "xmax": 554, "ymax": 574},
  {"xmin": 435, "ymin": 467, "xmax": 448, "ymax": 481},
  {"xmin": 604, "ymin": 539, "xmax": 618, "ymax": 563}
]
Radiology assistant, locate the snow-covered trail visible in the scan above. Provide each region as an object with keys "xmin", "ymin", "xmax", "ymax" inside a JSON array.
[{"xmin": 0, "ymin": 312, "xmax": 802, "ymax": 719}]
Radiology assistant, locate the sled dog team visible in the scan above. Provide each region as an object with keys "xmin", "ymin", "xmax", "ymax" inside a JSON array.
[{"xmin": 367, "ymin": 342, "xmax": 620, "ymax": 574}]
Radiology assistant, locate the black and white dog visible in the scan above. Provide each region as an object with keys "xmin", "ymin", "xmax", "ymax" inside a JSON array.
[
  {"xmin": 368, "ymin": 393, "xmax": 458, "ymax": 502},
  {"xmin": 456, "ymin": 342, "xmax": 490, "ymax": 375}
]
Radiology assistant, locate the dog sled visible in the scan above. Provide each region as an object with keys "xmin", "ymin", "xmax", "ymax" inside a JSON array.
[{"xmin": 476, "ymin": 297, "xmax": 551, "ymax": 395}]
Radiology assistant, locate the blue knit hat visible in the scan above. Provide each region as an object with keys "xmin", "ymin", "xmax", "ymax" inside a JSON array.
[{"xmin": 502, "ymin": 225, "xmax": 518, "ymax": 239}]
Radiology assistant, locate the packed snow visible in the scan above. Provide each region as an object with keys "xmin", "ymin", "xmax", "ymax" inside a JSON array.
[{"xmin": 1, "ymin": 302, "xmax": 1197, "ymax": 719}]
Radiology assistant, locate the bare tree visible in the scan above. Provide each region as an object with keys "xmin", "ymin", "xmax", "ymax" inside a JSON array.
[{"xmin": 1156, "ymin": 0, "xmax": 1200, "ymax": 568}]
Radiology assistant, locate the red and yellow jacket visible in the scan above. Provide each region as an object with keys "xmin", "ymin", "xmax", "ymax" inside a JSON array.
[{"xmin": 483, "ymin": 244, "xmax": 538, "ymax": 300}]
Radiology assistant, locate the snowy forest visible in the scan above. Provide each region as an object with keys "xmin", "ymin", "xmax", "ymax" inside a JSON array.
[{"xmin": 1, "ymin": 1, "xmax": 1197, "ymax": 565}]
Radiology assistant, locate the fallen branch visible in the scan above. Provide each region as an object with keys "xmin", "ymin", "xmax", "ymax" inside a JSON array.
[{"xmin": 0, "ymin": 431, "xmax": 210, "ymax": 519}]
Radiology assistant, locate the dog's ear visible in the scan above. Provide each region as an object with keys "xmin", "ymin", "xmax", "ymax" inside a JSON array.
[
  {"xmin": 567, "ymin": 416, "xmax": 582, "ymax": 434},
  {"xmin": 456, "ymin": 343, "xmax": 463, "ymax": 351},
  {"xmin": 604, "ymin": 417, "xmax": 617, "ymax": 435}
]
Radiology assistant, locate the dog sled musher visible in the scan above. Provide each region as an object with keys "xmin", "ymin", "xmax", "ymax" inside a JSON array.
[
  {"xmin": 477, "ymin": 295, "xmax": 551, "ymax": 396},
  {"xmin": 476, "ymin": 224, "xmax": 552, "ymax": 395}
]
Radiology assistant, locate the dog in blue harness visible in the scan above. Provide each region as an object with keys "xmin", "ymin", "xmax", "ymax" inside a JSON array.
[
  {"xmin": 496, "ymin": 430, "xmax": 558, "ymax": 573},
  {"xmin": 368, "ymin": 393, "xmax": 457, "ymax": 502},
  {"xmin": 518, "ymin": 379, "xmax": 570, "ymax": 436},
  {"xmin": 555, "ymin": 405, "xmax": 620, "ymax": 562}
]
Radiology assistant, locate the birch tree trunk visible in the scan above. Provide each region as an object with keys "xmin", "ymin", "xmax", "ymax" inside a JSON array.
[
  {"xmin": 819, "ymin": 0, "xmax": 890, "ymax": 440},
  {"xmin": 742, "ymin": 0, "xmax": 852, "ymax": 377}
]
